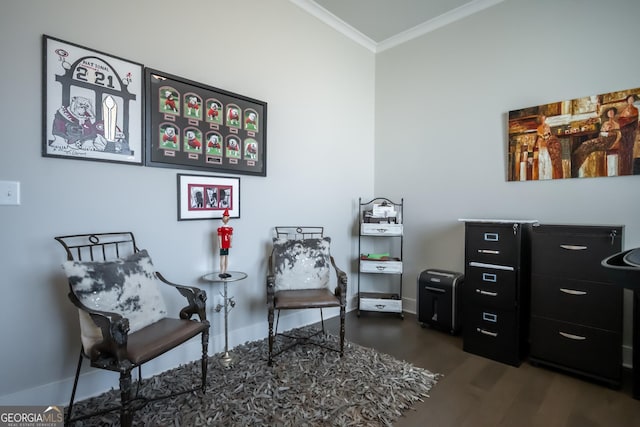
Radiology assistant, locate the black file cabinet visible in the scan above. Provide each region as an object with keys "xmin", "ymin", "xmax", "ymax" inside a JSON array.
[
  {"xmin": 461, "ymin": 220, "xmax": 532, "ymax": 366},
  {"xmin": 529, "ymin": 224, "xmax": 623, "ymax": 387}
]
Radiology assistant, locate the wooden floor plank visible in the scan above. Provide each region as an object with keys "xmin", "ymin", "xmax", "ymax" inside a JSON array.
[{"xmin": 320, "ymin": 311, "xmax": 640, "ymax": 427}]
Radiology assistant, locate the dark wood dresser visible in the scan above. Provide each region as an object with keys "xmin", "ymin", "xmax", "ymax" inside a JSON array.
[
  {"xmin": 461, "ymin": 220, "xmax": 533, "ymax": 366},
  {"xmin": 529, "ymin": 224, "xmax": 624, "ymax": 387}
]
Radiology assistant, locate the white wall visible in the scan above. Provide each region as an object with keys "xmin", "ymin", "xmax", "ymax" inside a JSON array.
[
  {"xmin": 0, "ymin": 0, "xmax": 374, "ymax": 404},
  {"xmin": 375, "ymin": 0, "xmax": 640, "ymax": 363},
  {"xmin": 3, "ymin": 0, "xmax": 640, "ymax": 407}
]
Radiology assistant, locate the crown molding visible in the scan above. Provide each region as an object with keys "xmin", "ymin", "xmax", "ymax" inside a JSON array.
[
  {"xmin": 377, "ymin": 0, "xmax": 505, "ymax": 52},
  {"xmin": 289, "ymin": 0, "xmax": 378, "ymax": 52},
  {"xmin": 290, "ymin": 0, "xmax": 505, "ymax": 54}
]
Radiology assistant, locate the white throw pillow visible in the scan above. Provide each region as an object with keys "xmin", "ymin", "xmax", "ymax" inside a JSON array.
[
  {"xmin": 272, "ymin": 237, "xmax": 331, "ymax": 291},
  {"xmin": 62, "ymin": 249, "xmax": 168, "ymax": 353}
]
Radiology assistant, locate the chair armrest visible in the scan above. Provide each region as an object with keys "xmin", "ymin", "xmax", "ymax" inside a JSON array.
[
  {"xmin": 67, "ymin": 291, "xmax": 130, "ymax": 360},
  {"xmin": 155, "ymin": 272, "xmax": 207, "ymax": 322},
  {"xmin": 330, "ymin": 256, "xmax": 348, "ymax": 304},
  {"xmin": 266, "ymin": 274, "xmax": 275, "ymax": 305},
  {"xmin": 266, "ymin": 252, "xmax": 276, "ymax": 305}
]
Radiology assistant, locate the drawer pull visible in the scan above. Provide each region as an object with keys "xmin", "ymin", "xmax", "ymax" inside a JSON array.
[
  {"xmin": 482, "ymin": 273, "xmax": 497, "ymax": 282},
  {"xmin": 478, "ymin": 249, "xmax": 500, "ymax": 255},
  {"xmin": 484, "ymin": 233, "xmax": 499, "ymax": 241},
  {"xmin": 482, "ymin": 312, "xmax": 497, "ymax": 322},
  {"xmin": 559, "ymin": 331, "xmax": 586, "ymax": 341},
  {"xmin": 375, "ymin": 266, "xmax": 386, "ymax": 271},
  {"xmin": 424, "ymin": 286, "xmax": 445, "ymax": 293},
  {"xmin": 375, "ymin": 228, "xmax": 388, "ymax": 233},
  {"xmin": 469, "ymin": 262, "xmax": 514, "ymax": 271},
  {"xmin": 560, "ymin": 288, "xmax": 587, "ymax": 296},
  {"xmin": 477, "ymin": 289, "xmax": 498, "ymax": 297},
  {"xmin": 375, "ymin": 304, "xmax": 386, "ymax": 309},
  {"xmin": 477, "ymin": 328, "xmax": 498, "ymax": 337},
  {"xmin": 559, "ymin": 244, "xmax": 588, "ymax": 251}
]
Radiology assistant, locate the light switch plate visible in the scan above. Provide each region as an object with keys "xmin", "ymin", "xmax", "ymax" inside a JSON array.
[{"xmin": 0, "ymin": 181, "xmax": 20, "ymax": 205}]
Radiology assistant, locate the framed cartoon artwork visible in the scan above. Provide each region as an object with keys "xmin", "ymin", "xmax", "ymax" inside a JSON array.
[
  {"xmin": 146, "ymin": 68, "xmax": 267, "ymax": 176},
  {"xmin": 177, "ymin": 173, "xmax": 240, "ymax": 221},
  {"xmin": 42, "ymin": 35, "xmax": 144, "ymax": 165}
]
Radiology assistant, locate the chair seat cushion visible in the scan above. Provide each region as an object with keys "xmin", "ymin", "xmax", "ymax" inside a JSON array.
[
  {"xmin": 124, "ymin": 318, "xmax": 208, "ymax": 365},
  {"xmin": 275, "ymin": 288, "xmax": 340, "ymax": 310}
]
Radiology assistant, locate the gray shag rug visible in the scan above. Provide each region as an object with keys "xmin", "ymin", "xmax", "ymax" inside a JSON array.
[{"xmin": 67, "ymin": 326, "xmax": 439, "ymax": 426}]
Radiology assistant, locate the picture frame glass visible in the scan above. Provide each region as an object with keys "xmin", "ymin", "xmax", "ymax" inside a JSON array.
[
  {"xmin": 177, "ymin": 174, "xmax": 240, "ymax": 220},
  {"xmin": 42, "ymin": 35, "xmax": 143, "ymax": 165},
  {"xmin": 508, "ymin": 86, "xmax": 640, "ymax": 181},
  {"xmin": 146, "ymin": 68, "xmax": 267, "ymax": 176}
]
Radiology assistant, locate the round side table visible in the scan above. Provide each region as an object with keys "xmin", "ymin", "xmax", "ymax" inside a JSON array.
[{"xmin": 201, "ymin": 271, "xmax": 248, "ymax": 368}]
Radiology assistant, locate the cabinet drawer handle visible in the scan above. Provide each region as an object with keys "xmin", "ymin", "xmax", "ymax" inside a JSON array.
[
  {"xmin": 469, "ymin": 262, "xmax": 514, "ymax": 271},
  {"xmin": 425, "ymin": 286, "xmax": 445, "ymax": 293},
  {"xmin": 375, "ymin": 304, "xmax": 386, "ymax": 309},
  {"xmin": 477, "ymin": 328, "xmax": 498, "ymax": 337},
  {"xmin": 484, "ymin": 233, "xmax": 499, "ymax": 241},
  {"xmin": 560, "ymin": 288, "xmax": 587, "ymax": 296},
  {"xmin": 375, "ymin": 266, "xmax": 386, "ymax": 271},
  {"xmin": 478, "ymin": 249, "xmax": 500, "ymax": 254},
  {"xmin": 559, "ymin": 331, "xmax": 586, "ymax": 341},
  {"xmin": 482, "ymin": 273, "xmax": 497, "ymax": 282},
  {"xmin": 559, "ymin": 244, "xmax": 588, "ymax": 251},
  {"xmin": 482, "ymin": 312, "xmax": 497, "ymax": 322},
  {"xmin": 375, "ymin": 228, "xmax": 388, "ymax": 233},
  {"xmin": 476, "ymin": 289, "xmax": 498, "ymax": 297}
]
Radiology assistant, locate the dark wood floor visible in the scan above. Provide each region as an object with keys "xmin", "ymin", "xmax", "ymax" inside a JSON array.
[{"xmin": 323, "ymin": 311, "xmax": 640, "ymax": 427}]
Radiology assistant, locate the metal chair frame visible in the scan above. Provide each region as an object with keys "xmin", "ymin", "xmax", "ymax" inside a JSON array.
[
  {"xmin": 55, "ymin": 232, "xmax": 209, "ymax": 426},
  {"xmin": 267, "ymin": 227, "xmax": 347, "ymax": 365}
]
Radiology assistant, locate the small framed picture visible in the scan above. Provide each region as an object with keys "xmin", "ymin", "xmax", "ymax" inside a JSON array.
[
  {"xmin": 177, "ymin": 173, "xmax": 240, "ymax": 221},
  {"xmin": 42, "ymin": 35, "xmax": 143, "ymax": 165}
]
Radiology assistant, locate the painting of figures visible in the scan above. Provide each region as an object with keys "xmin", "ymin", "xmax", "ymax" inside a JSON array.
[{"xmin": 508, "ymin": 87, "xmax": 640, "ymax": 181}]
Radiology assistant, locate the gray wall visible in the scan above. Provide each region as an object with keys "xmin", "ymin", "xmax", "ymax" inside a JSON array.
[
  {"xmin": 0, "ymin": 0, "xmax": 374, "ymax": 404},
  {"xmin": 1, "ymin": 0, "xmax": 639, "ymax": 405},
  {"xmin": 375, "ymin": 0, "xmax": 640, "ymax": 365}
]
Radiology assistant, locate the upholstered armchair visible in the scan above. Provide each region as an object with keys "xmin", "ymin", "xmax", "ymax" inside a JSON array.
[
  {"xmin": 266, "ymin": 226, "xmax": 347, "ymax": 365},
  {"xmin": 55, "ymin": 232, "xmax": 209, "ymax": 427}
]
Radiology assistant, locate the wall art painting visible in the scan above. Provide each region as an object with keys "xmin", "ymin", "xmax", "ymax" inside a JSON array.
[
  {"xmin": 177, "ymin": 173, "xmax": 240, "ymax": 221},
  {"xmin": 146, "ymin": 68, "xmax": 267, "ymax": 177},
  {"xmin": 42, "ymin": 35, "xmax": 143, "ymax": 165},
  {"xmin": 508, "ymin": 87, "xmax": 640, "ymax": 181}
]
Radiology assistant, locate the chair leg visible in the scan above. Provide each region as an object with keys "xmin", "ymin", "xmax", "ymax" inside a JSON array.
[
  {"xmin": 65, "ymin": 348, "xmax": 84, "ymax": 425},
  {"xmin": 268, "ymin": 306, "xmax": 274, "ymax": 366},
  {"xmin": 119, "ymin": 370, "xmax": 133, "ymax": 427},
  {"xmin": 201, "ymin": 329, "xmax": 209, "ymax": 392},
  {"xmin": 340, "ymin": 304, "xmax": 346, "ymax": 357}
]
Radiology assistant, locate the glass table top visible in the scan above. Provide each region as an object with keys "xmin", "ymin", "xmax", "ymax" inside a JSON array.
[{"xmin": 201, "ymin": 271, "xmax": 248, "ymax": 283}]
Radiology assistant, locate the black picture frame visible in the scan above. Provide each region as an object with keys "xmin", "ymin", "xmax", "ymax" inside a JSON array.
[
  {"xmin": 145, "ymin": 68, "xmax": 267, "ymax": 176},
  {"xmin": 42, "ymin": 35, "xmax": 144, "ymax": 165},
  {"xmin": 177, "ymin": 173, "xmax": 240, "ymax": 221}
]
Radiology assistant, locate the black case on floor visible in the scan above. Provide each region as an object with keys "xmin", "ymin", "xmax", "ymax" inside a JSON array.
[{"xmin": 418, "ymin": 269, "xmax": 464, "ymax": 334}]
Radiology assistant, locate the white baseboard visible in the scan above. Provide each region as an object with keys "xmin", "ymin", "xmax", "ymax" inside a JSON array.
[
  {"xmin": 0, "ymin": 337, "xmax": 214, "ymax": 406},
  {"xmin": 0, "ymin": 311, "xmax": 338, "ymax": 406},
  {"xmin": 1, "ymin": 302, "xmax": 632, "ymax": 405}
]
